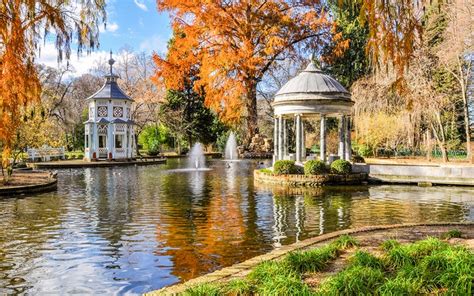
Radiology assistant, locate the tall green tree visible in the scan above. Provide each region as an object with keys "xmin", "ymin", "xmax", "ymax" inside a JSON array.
[{"xmin": 321, "ymin": 1, "xmax": 370, "ymax": 88}]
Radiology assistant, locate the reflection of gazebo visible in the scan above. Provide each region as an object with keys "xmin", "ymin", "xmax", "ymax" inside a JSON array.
[{"xmin": 272, "ymin": 61, "xmax": 354, "ymax": 164}]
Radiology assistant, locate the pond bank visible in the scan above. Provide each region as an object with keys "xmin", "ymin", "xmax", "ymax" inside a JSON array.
[
  {"xmin": 353, "ymin": 163, "xmax": 474, "ymax": 186},
  {"xmin": 149, "ymin": 222, "xmax": 474, "ymax": 295},
  {"xmin": 0, "ymin": 170, "xmax": 57, "ymax": 197},
  {"xmin": 27, "ymin": 158, "xmax": 166, "ymax": 169}
]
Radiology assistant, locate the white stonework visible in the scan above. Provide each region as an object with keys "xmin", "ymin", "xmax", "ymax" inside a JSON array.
[{"xmin": 84, "ymin": 52, "xmax": 136, "ymax": 161}]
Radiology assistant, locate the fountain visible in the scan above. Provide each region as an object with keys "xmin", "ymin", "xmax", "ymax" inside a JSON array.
[
  {"xmin": 188, "ymin": 142, "xmax": 206, "ymax": 169},
  {"xmin": 224, "ymin": 132, "xmax": 239, "ymax": 161}
]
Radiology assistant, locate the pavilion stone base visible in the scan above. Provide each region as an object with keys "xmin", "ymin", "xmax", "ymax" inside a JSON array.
[{"xmin": 254, "ymin": 170, "xmax": 368, "ymax": 187}]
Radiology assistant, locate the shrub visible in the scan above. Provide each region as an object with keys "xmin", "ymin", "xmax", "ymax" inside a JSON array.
[
  {"xmin": 273, "ymin": 160, "xmax": 298, "ymax": 175},
  {"xmin": 330, "ymin": 159, "xmax": 352, "ymax": 174},
  {"xmin": 64, "ymin": 155, "xmax": 69, "ymax": 160},
  {"xmin": 358, "ymin": 145, "xmax": 373, "ymax": 157},
  {"xmin": 76, "ymin": 153, "xmax": 84, "ymax": 159},
  {"xmin": 304, "ymin": 160, "xmax": 326, "ymax": 175},
  {"xmin": 352, "ymin": 154, "xmax": 365, "ymax": 163}
]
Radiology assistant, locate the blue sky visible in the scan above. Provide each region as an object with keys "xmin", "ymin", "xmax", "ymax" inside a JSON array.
[{"xmin": 38, "ymin": 0, "xmax": 172, "ymax": 76}]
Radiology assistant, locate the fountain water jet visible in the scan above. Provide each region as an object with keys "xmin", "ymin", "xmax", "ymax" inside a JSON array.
[
  {"xmin": 225, "ymin": 132, "xmax": 239, "ymax": 161},
  {"xmin": 188, "ymin": 142, "xmax": 206, "ymax": 169}
]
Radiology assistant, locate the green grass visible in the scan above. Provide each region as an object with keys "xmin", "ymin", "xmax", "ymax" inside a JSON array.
[
  {"xmin": 181, "ymin": 236, "xmax": 473, "ymax": 296},
  {"xmin": 182, "ymin": 283, "xmax": 221, "ymax": 296},
  {"xmin": 317, "ymin": 265, "xmax": 385, "ymax": 295},
  {"xmin": 442, "ymin": 229, "xmax": 463, "ymax": 239}
]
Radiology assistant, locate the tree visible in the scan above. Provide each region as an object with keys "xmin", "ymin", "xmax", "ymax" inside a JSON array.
[
  {"xmin": 0, "ymin": 0, "xmax": 106, "ymax": 181},
  {"xmin": 322, "ymin": 0, "xmax": 370, "ymax": 88},
  {"xmin": 435, "ymin": 0, "xmax": 473, "ymax": 161},
  {"xmin": 153, "ymin": 0, "xmax": 337, "ymax": 143}
]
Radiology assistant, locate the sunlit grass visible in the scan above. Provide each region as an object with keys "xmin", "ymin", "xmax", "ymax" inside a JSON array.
[{"xmin": 181, "ymin": 235, "xmax": 473, "ymax": 296}]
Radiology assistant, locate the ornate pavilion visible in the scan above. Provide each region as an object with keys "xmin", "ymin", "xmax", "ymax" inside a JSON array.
[
  {"xmin": 272, "ymin": 61, "xmax": 354, "ymax": 164},
  {"xmin": 84, "ymin": 52, "xmax": 135, "ymax": 161}
]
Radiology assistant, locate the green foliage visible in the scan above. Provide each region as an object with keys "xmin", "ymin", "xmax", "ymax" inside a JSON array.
[
  {"xmin": 304, "ymin": 160, "xmax": 327, "ymax": 175},
  {"xmin": 273, "ymin": 160, "xmax": 298, "ymax": 175},
  {"xmin": 350, "ymin": 250, "xmax": 384, "ymax": 270},
  {"xmin": 357, "ymin": 145, "xmax": 373, "ymax": 157},
  {"xmin": 317, "ymin": 265, "xmax": 385, "ymax": 295},
  {"xmin": 442, "ymin": 229, "xmax": 462, "ymax": 239},
  {"xmin": 138, "ymin": 124, "xmax": 172, "ymax": 155},
  {"xmin": 285, "ymin": 245, "xmax": 339, "ymax": 273},
  {"xmin": 182, "ymin": 283, "xmax": 221, "ymax": 296},
  {"xmin": 330, "ymin": 159, "xmax": 352, "ymax": 174},
  {"xmin": 332, "ymin": 234, "xmax": 359, "ymax": 249},
  {"xmin": 321, "ymin": 0, "xmax": 370, "ymax": 88},
  {"xmin": 223, "ymin": 279, "xmax": 253, "ymax": 295},
  {"xmin": 161, "ymin": 87, "xmax": 227, "ymax": 147},
  {"xmin": 259, "ymin": 168, "xmax": 273, "ymax": 174},
  {"xmin": 380, "ymin": 239, "xmax": 401, "ymax": 252}
]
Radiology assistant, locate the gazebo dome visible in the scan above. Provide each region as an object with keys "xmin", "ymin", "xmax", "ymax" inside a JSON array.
[{"xmin": 273, "ymin": 61, "xmax": 353, "ymax": 117}]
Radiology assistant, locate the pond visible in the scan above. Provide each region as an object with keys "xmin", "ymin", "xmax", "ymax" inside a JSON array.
[{"xmin": 0, "ymin": 158, "xmax": 473, "ymax": 295}]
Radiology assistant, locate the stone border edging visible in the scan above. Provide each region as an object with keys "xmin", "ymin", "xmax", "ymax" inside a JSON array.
[
  {"xmin": 0, "ymin": 176, "xmax": 57, "ymax": 197},
  {"xmin": 28, "ymin": 158, "xmax": 167, "ymax": 169},
  {"xmin": 254, "ymin": 169, "xmax": 368, "ymax": 187},
  {"xmin": 146, "ymin": 222, "xmax": 474, "ymax": 295}
]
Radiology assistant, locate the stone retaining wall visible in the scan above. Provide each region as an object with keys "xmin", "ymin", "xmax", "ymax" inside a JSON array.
[
  {"xmin": 254, "ymin": 170, "xmax": 368, "ymax": 186},
  {"xmin": 353, "ymin": 163, "xmax": 474, "ymax": 186}
]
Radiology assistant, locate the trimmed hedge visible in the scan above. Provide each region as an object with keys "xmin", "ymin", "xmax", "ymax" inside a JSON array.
[
  {"xmin": 273, "ymin": 160, "xmax": 298, "ymax": 175},
  {"xmin": 304, "ymin": 160, "xmax": 327, "ymax": 175},
  {"xmin": 331, "ymin": 159, "xmax": 352, "ymax": 174}
]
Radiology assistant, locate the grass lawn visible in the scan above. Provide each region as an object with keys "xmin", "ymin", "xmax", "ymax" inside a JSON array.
[{"xmin": 182, "ymin": 231, "xmax": 473, "ymax": 295}]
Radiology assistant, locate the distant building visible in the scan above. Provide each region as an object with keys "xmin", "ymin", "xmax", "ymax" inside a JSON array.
[{"xmin": 84, "ymin": 52, "xmax": 135, "ymax": 161}]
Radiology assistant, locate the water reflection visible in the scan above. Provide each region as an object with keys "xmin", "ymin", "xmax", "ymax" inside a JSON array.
[{"xmin": 0, "ymin": 159, "xmax": 472, "ymax": 295}]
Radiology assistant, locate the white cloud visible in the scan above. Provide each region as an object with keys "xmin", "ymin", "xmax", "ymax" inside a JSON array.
[
  {"xmin": 36, "ymin": 42, "xmax": 110, "ymax": 77},
  {"xmin": 99, "ymin": 21, "xmax": 119, "ymax": 33},
  {"xmin": 139, "ymin": 35, "xmax": 168, "ymax": 55},
  {"xmin": 134, "ymin": 0, "xmax": 148, "ymax": 11}
]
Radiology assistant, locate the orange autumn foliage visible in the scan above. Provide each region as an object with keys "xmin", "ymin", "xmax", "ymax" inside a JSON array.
[
  {"xmin": 0, "ymin": 0, "xmax": 105, "ymax": 174},
  {"xmin": 152, "ymin": 0, "xmax": 336, "ymax": 140}
]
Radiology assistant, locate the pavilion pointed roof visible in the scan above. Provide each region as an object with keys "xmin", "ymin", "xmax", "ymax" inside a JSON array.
[{"xmin": 86, "ymin": 51, "xmax": 133, "ymax": 101}]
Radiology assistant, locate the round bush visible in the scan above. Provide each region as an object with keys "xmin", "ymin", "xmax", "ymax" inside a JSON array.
[
  {"xmin": 76, "ymin": 153, "xmax": 84, "ymax": 159},
  {"xmin": 273, "ymin": 160, "xmax": 298, "ymax": 175},
  {"xmin": 330, "ymin": 159, "xmax": 352, "ymax": 174},
  {"xmin": 304, "ymin": 160, "xmax": 326, "ymax": 175}
]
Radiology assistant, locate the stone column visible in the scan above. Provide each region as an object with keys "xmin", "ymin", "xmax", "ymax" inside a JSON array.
[
  {"xmin": 283, "ymin": 118, "xmax": 287, "ymax": 160},
  {"xmin": 295, "ymin": 114, "xmax": 301, "ymax": 163},
  {"xmin": 345, "ymin": 116, "xmax": 352, "ymax": 161},
  {"xmin": 92, "ymin": 123, "xmax": 98, "ymax": 159},
  {"xmin": 338, "ymin": 115, "xmax": 346, "ymax": 160},
  {"xmin": 108, "ymin": 123, "xmax": 114, "ymax": 159},
  {"xmin": 278, "ymin": 115, "xmax": 283, "ymax": 161},
  {"xmin": 320, "ymin": 115, "xmax": 326, "ymax": 163},
  {"xmin": 273, "ymin": 117, "xmax": 278, "ymax": 162},
  {"xmin": 301, "ymin": 119, "xmax": 305, "ymax": 161}
]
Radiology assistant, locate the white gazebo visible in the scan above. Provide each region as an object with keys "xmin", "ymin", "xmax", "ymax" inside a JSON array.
[
  {"xmin": 84, "ymin": 52, "xmax": 135, "ymax": 161},
  {"xmin": 272, "ymin": 61, "xmax": 354, "ymax": 164}
]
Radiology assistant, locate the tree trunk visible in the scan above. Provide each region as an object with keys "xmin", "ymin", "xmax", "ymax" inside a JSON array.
[
  {"xmin": 245, "ymin": 80, "xmax": 259, "ymax": 147},
  {"xmin": 457, "ymin": 57, "xmax": 472, "ymax": 163},
  {"xmin": 431, "ymin": 115, "xmax": 449, "ymax": 163}
]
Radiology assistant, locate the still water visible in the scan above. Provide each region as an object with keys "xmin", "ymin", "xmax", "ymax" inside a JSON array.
[{"xmin": 0, "ymin": 159, "xmax": 473, "ymax": 295}]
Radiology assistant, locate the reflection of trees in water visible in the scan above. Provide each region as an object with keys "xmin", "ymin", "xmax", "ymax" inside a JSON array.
[
  {"xmin": 0, "ymin": 177, "xmax": 65, "ymax": 293},
  {"xmin": 154, "ymin": 161, "xmax": 270, "ymax": 281}
]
